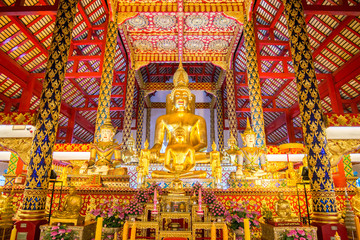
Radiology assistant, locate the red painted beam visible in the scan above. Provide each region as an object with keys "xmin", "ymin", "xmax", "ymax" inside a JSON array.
[
  {"xmin": 0, "ymin": 5, "xmax": 58, "ymax": 16},
  {"xmin": 303, "ymin": 4, "xmax": 360, "ymax": 15},
  {"xmin": 312, "ymin": 16, "xmax": 355, "ymax": 59}
]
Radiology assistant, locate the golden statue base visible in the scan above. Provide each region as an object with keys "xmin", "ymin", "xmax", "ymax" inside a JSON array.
[
  {"xmin": 49, "ymin": 216, "xmax": 84, "ymax": 226},
  {"xmin": 68, "ymin": 175, "xmax": 130, "ymax": 188}
]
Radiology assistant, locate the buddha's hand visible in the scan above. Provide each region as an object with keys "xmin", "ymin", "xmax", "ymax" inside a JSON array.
[{"xmin": 149, "ymin": 148, "xmax": 160, "ymax": 161}]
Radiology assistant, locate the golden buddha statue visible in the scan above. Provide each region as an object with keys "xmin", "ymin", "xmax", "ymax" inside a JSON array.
[
  {"xmin": 225, "ymin": 135, "xmax": 242, "ymax": 178},
  {"xmin": 273, "ymin": 192, "xmax": 299, "ymax": 222},
  {"xmin": 51, "ymin": 186, "xmax": 83, "ymax": 225},
  {"xmin": 81, "ymin": 118, "xmax": 122, "ymax": 175},
  {"xmin": 85, "ymin": 197, "xmax": 97, "ymax": 223},
  {"xmin": 122, "ymin": 134, "xmax": 138, "ymax": 163},
  {"xmin": 152, "ymin": 127, "xmax": 206, "ymax": 179},
  {"xmin": 351, "ymin": 187, "xmax": 360, "ymax": 217},
  {"xmin": 238, "ymin": 118, "xmax": 267, "ymax": 178},
  {"xmin": 137, "ymin": 139, "xmax": 150, "ymax": 187},
  {"xmin": 150, "ymin": 62, "xmax": 207, "ymax": 179},
  {"xmin": 210, "ymin": 142, "xmax": 222, "ymax": 187},
  {"xmin": 286, "ymin": 162, "xmax": 300, "ymax": 187}
]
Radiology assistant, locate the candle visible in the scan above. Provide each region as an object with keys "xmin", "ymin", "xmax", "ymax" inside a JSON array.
[
  {"xmin": 223, "ymin": 223, "xmax": 228, "ymax": 240},
  {"xmin": 197, "ymin": 188, "xmax": 204, "ymax": 215},
  {"xmin": 95, "ymin": 217, "xmax": 103, "ymax": 240},
  {"xmin": 10, "ymin": 226, "xmax": 16, "ymax": 240},
  {"xmin": 122, "ymin": 221, "xmax": 129, "ymax": 240},
  {"xmin": 130, "ymin": 221, "xmax": 137, "ymax": 240},
  {"xmin": 244, "ymin": 218, "xmax": 250, "ymax": 240},
  {"xmin": 152, "ymin": 188, "xmax": 158, "ymax": 214},
  {"xmin": 211, "ymin": 222, "xmax": 216, "ymax": 240},
  {"xmin": 355, "ymin": 216, "xmax": 360, "ymax": 239}
]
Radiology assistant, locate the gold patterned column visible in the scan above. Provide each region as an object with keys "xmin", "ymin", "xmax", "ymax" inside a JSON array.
[
  {"xmin": 226, "ymin": 68, "xmax": 238, "ymax": 139},
  {"xmin": 146, "ymin": 107, "xmax": 151, "ymax": 143},
  {"xmin": 283, "ymin": 0, "xmax": 337, "ymax": 223},
  {"xmin": 94, "ymin": 13, "xmax": 118, "ymax": 141},
  {"xmin": 244, "ymin": 16, "xmax": 266, "ymax": 148},
  {"xmin": 18, "ymin": 0, "xmax": 78, "ymax": 220},
  {"xmin": 135, "ymin": 90, "xmax": 145, "ymax": 152},
  {"xmin": 122, "ymin": 68, "xmax": 136, "ymax": 144},
  {"xmin": 210, "ymin": 107, "xmax": 215, "ymax": 145},
  {"xmin": 216, "ymin": 90, "xmax": 224, "ymax": 151}
]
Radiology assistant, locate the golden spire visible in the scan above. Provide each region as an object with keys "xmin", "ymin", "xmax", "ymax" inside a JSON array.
[
  {"xmin": 100, "ymin": 117, "xmax": 116, "ymax": 132},
  {"xmin": 242, "ymin": 117, "xmax": 256, "ymax": 136},
  {"xmin": 173, "ymin": 61, "xmax": 189, "ymax": 87}
]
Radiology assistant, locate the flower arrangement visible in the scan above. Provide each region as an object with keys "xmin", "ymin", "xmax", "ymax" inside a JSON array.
[
  {"xmin": 42, "ymin": 224, "xmax": 75, "ymax": 240},
  {"xmin": 90, "ymin": 199, "xmax": 125, "ymax": 228},
  {"xmin": 208, "ymin": 201, "xmax": 227, "ymax": 217},
  {"xmin": 226, "ymin": 202, "xmax": 260, "ymax": 235},
  {"xmin": 134, "ymin": 189, "xmax": 150, "ymax": 203},
  {"xmin": 202, "ymin": 189, "xmax": 217, "ymax": 205},
  {"xmin": 281, "ymin": 229, "xmax": 313, "ymax": 240},
  {"xmin": 148, "ymin": 182, "xmax": 163, "ymax": 196},
  {"xmin": 125, "ymin": 200, "xmax": 144, "ymax": 216}
]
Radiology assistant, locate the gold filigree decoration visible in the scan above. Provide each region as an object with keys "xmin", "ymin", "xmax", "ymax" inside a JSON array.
[
  {"xmin": 134, "ymin": 61, "xmax": 150, "ymax": 71},
  {"xmin": 211, "ymin": 61, "xmax": 228, "ymax": 70},
  {"xmin": 328, "ymin": 139, "xmax": 360, "ymax": 167},
  {"xmin": 0, "ymin": 138, "xmax": 33, "ymax": 165},
  {"xmin": 117, "ymin": 12, "xmax": 138, "ymax": 25},
  {"xmin": 223, "ymin": 11, "xmax": 244, "ymax": 25}
]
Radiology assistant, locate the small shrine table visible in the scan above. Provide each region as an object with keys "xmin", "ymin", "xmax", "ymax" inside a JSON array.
[
  {"xmin": 260, "ymin": 223, "xmax": 317, "ymax": 240},
  {"xmin": 39, "ymin": 222, "xmax": 96, "ymax": 240}
]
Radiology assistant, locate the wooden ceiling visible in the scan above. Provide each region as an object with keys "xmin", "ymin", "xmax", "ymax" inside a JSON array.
[{"xmin": 0, "ymin": 0, "xmax": 359, "ymax": 145}]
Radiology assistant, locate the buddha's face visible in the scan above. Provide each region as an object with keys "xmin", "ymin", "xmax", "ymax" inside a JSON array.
[
  {"xmin": 279, "ymin": 192, "xmax": 284, "ymax": 199},
  {"xmin": 174, "ymin": 89, "xmax": 189, "ymax": 111},
  {"xmin": 244, "ymin": 133, "xmax": 256, "ymax": 148},
  {"xmin": 175, "ymin": 129, "xmax": 185, "ymax": 143},
  {"xmin": 100, "ymin": 129, "xmax": 114, "ymax": 142},
  {"xmin": 69, "ymin": 187, "xmax": 76, "ymax": 195}
]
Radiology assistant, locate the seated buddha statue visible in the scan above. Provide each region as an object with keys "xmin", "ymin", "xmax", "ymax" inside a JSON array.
[
  {"xmin": 150, "ymin": 62, "xmax": 207, "ymax": 179},
  {"xmin": 273, "ymin": 192, "xmax": 299, "ymax": 222},
  {"xmin": 52, "ymin": 186, "xmax": 82, "ymax": 221},
  {"xmin": 210, "ymin": 142, "xmax": 222, "ymax": 187},
  {"xmin": 80, "ymin": 118, "xmax": 122, "ymax": 175},
  {"xmin": 137, "ymin": 139, "xmax": 150, "ymax": 187},
  {"xmin": 225, "ymin": 135, "xmax": 242, "ymax": 178},
  {"xmin": 286, "ymin": 162, "xmax": 300, "ymax": 187},
  {"xmin": 238, "ymin": 118, "xmax": 267, "ymax": 178},
  {"xmin": 152, "ymin": 127, "xmax": 206, "ymax": 179},
  {"xmin": 122, "ymin": 135, "xmax": 138, "ymax": 163}
]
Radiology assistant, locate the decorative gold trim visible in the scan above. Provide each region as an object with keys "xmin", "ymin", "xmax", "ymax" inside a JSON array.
[
  {"xmin": 134, "ymin": 61, "xmax": 150, "ymax": 71},
  {"xmin": 223, "ymin": 11, "xmax": 244, "ymax": 25},
  {"xmin": 117, "ymin": 12, "xmax": 138, "ymax": 26}
]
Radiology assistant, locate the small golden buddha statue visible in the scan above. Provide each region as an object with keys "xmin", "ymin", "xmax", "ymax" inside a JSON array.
[
  {"xmin": 351, "ymin": 187, "xmax": 360, "ymax": 217},
  {"xmin": 85, "ymin": 197, "xmax": 97, "ymax": 223},
  {"xmin": 137, "ymin": 139, "xmax": 150, "ymax": 187},
  {"xmin": 149, "ymin": 62, "xmax": 208, "ymax": 166},
  {"xmin": 238, "ymin": 118, "xmax": 267, "ymax": 178},
  {"xmin": 273, "ymin": 192, "xmax": 299, "ymax": 222},
  {"xmin": 210, "ymin": 142, "xmax": 222, "ymax": 187},
  {"xmin": 152, "ymin": 127, "xmax": 206, "ymax": 179},
  {"xmin": 81, "ymin": 118, "xmax": 122, "ymax": 175},
  {"xmin": 51, "ymin": 186, "xmax": 82, "ymax": 223},
  {"xmin": 122, "ymin": 135, "xmax": 138, "ymax": 163},
  {"xmin": 286, "ymin": 162, "xmax": 300, "ymax": 187},
  {"xmin": 225, "ymin": 135, "xmax": 242, "ymax": 178}
]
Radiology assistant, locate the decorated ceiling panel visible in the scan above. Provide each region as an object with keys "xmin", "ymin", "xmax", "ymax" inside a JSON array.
[{"xmin": 118, "ymin": 0, "xmax": 245, "ymax": 67}]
